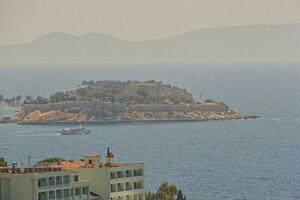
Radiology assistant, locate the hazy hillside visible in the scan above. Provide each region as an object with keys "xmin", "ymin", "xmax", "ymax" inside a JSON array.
[{"xmin": 1, "ymin": 24, "xmax": 300, "ymax": 64}]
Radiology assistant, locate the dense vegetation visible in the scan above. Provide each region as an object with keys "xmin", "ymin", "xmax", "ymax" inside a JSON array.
[
  {"xmin": 23, "ymin": 80, "xmax": 194, "ymax": 105},
  {"xmin": 145, "ymin": 182, "xmax": 187, "ymax": 200},
  {"xmin": 37, "ymin": 157, "xmax": 65, "ymax": 164},
  {"xmin": 0, "ymin": 94, "xmax": 22, "ymax": 105}
]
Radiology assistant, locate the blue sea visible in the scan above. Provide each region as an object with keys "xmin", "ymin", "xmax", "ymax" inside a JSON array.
[{"xmin": 0, "ymin": 63, "xmax": 300, "ymax": 199}]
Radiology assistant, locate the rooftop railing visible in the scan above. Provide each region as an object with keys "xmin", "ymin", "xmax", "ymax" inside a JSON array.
[{"xmin": 0, "ymin": 167, "xmax": 62, "ymax": 174}]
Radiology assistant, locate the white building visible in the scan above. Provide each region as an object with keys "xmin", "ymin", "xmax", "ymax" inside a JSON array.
[
  {"xmin": 0, "ymin": 149, "xmax": 145, "ymax": 200},
  {"xmin": 73, "ymin": 148, "xmax": 145, "ymax": 200},
  {"xmin": 0, "ymin": 166, "xmax": 96, "ymax": 200}
]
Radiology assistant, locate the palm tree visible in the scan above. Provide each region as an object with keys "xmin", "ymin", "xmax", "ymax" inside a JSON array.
[
  {"xmin": 0, "ymin": 156, "xmax": 7, "ymax": 167},
  {"xmin": 157, "ymin": 182, "xmax": 177, "ymax": 200}
]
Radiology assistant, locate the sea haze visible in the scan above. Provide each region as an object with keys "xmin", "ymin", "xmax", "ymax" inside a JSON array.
[
  {"xmin": 1, "ymin": 24, "xmax": 300, "ymax": 63},
  {"xmin": 0, "ymin": 62, "xmax": 300, "ymax": 199}
]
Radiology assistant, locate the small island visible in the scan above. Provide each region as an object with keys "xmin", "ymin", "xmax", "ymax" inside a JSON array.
[{"xmin": 5, "ymin": 80, "xmax": 257, "ymax": 124}]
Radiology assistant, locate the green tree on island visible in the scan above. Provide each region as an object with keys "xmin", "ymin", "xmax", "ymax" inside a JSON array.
[
  {"xmin": 145, "ymin": 182, "xmax": 187, "ymax": 200},
  {"xmin": 25, "ymin": 96, "xmax": 32, "ymax": 102},
  {"xmin": 204, "ymin": 99, "xmax": 215, "ymax": 103},
  {"xmin": 137, "ymin": 88, "xmax": 149, "ymax": 101},
  {"xmin": 16, "ymin": 95, "xmax": 22, "ymax": 103}
]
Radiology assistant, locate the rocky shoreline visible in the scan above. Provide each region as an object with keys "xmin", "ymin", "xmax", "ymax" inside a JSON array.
[
  {"xmin": 14, "ymin": 108, "xmax": 258, "ymax": 125},
  {"xmin": 18, "ymin": 116, "xmax": 258, "ymax": 125}
]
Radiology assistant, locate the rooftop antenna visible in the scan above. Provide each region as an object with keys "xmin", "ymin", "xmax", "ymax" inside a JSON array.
[{"xmin": 106, "ymin": 147, "xmax": 114, "ymax": 164}]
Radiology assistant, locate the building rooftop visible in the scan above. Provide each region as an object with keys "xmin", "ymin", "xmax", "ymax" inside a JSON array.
[
  {"xmin": 48, "ymin": 160, "xmax": 85, "ymax": 170},
  {"xmin": 1, "ymin": 149, "xmax": 144, "ymax": 173},
  {"xmin": 0, "ymin": 166, "xmax": 62, "ymax": 174},
  {"xmin": 47, "ymin": 160, "xmax": 143, "ymax": 170}
]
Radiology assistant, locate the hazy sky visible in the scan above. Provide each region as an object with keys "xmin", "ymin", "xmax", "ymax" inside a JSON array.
[{"xmin": 1, "ymin": 0, "xmax": 300, "ymax": 46}]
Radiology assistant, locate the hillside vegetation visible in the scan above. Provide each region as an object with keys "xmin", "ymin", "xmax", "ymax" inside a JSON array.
[{"xmin": 25, "ymin": 80, "xmax": 194, "ymax": 105}]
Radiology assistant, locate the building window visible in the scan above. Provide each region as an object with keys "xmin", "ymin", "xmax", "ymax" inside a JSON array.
[
  {"xmin": 75, "ymin": 188, "xmax": 81, "ymax": 196},
  {"xmin": 126, "ymin": 182, "xmax": 132, "ymax": 190},
  {"xmin": 56, "ymin": 176, "xmax": 62, "ymax": 185},
  {"xmin": 38, "ymin": 192, "xmax": 47, "ymax": 200},
  {"xmin": 125, "ymin": 170, "xmax": 133, "ymax": 177},
  {"xmin": 117, "ymin": 183, "xmax": 124, "ymax": 191},
  {"xmin": 111, "ymin": 184, "xmax": 116, "ymax": 192},
  {"xmin": 82, "ymin": 186, "xmax": 89, "ymax": 195},
  {"xmin": 117, "ymin": 171, "xmax": 124, "ymax": 178},
  {"xmin": 134, "ymin": 169, "xmax": 143, "ymax": 176},
  {"xmin": 49, "ymin": 191, "xmax": 55, "ymax": 200},
  {"xmin": 49, "ymin": 177, "xmax": 55, "ymax": 186},
  {"xmin": 63, "ymin": 175, "xmax": 70, "ymax": 184},
  {"xmin": 38, "ymin": 178, "xmax": 47, "ymax": 187},
  {"xmin": 64, "ymin": 189, "xmax": 70, "ymax": 197},
  {"xmin": 110, "ymin": 172, "xmax": 117, "ymax": 179},
  {"xmin": 134, "ymin": 181, "xmax": 143, "ymax": 189},
  {"xmin": 74, "ymin": 175, "xmax": 79, "ymax": 182},
  {"xmin": 56, "ymin": 190, "xmax": 62, "ymax": 198}
]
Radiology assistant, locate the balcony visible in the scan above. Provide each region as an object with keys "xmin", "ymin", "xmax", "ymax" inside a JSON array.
[
  {"xmin": 125, "ymin": 170, "xmax": 133, "ymax": 178},
  {"xmin": 38, "ymin": 192, "xmax": 48, "ymax": 200},
  {"xmin": 126, "ymin": 182, "xmax": 133, "ymax": 191},
  {"xmin": 133, "ymin": 169, "xmax": 143, "ymax": 177},
  {"xmin": 71, "ymin": 180, "xmax": 89, "ymax": 188},
  {"xmin": 56, "ymin": 176, "xmax": 63, "ymax": 185},
  {"xmin": 63, "ymin": 175, "xmax": 71, "ymax": 185},
  {"xmin": 49, "ymin": 191, "xmax": 55, "ymax": 200},
  {"xmin": 111, "ymin": 172, "xmax": 117, "ymax": 179},
  {"xmin": 56, "ymin": 189, "xmax": 63, "ymax": 200},
  {"xmin": 48, "ymin": 177, "xmax": 55, "ymax": 187},
  {"xmin": 133, "ymin": 181, "xmax": 143, "ymax": 190},
  {"xmin": 117, "ymin": 183, "xmax": 125, "ymax": 192},
  {"xmin": 117, "ymin": 171, "xmax": 125, "ymax": 179},
  {"xmin": 38, "ymin": 178, "xmax": 48, "ymax": 188},
  {"xmin": 111, "ymin": 184, "xmax": 117, "ymax": 193}
]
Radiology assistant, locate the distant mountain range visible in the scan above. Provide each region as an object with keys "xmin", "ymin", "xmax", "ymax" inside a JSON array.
[{"xmin": 1, "ymin": 24, "xmax": 300, "ymax": 64}]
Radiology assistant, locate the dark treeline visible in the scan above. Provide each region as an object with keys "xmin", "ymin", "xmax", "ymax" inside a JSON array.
[{"xmin": 15, "ymin": 80, "xmax": 195, "ymax": 105}]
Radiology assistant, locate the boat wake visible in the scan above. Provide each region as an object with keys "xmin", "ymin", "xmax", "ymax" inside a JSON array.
[{"xmin": 15, "ymin": 130, "xmax": 58, "ymax": 133}]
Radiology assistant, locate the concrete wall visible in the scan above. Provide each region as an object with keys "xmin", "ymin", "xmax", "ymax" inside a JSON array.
[
  {"xmin": 0, "ymin": 178, "xmax": 11, "ymax": 200},
  {"xmin": 23, "ymin": 100, "xmax": 229, "ymax": 114},
  {"xmin": 75, "ymin": 168, "xmax": 110, "ymax": 200},
  {"xmin": 23, "ymin": 100, "xmax": 127, "ymax": 113},
  {"xmin": 128, "ymin": 104, "xmax": 228, "ymax": 113},
  {"xmin": 0, "ymin": 173, "xmax": 36, "ymax": 200},
  {"xmin": 74, "ymin": 164, "xmax": 145, "ymax": 200}
]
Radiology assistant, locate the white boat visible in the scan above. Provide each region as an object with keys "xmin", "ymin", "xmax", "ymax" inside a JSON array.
[{"xmin": 59, "ymin": 125, "xmax": 91, "ymax": 135}]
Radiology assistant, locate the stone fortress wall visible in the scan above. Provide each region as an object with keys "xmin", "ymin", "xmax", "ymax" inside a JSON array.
[{"xmin": 22, "ymin": 99, "xmax": 229, "ymax": 113}]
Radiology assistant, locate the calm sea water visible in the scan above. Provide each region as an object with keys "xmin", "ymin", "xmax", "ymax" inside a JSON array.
[{"xmin": 0, "ymin": 63, "xmax": 300, "ymax": 199}]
